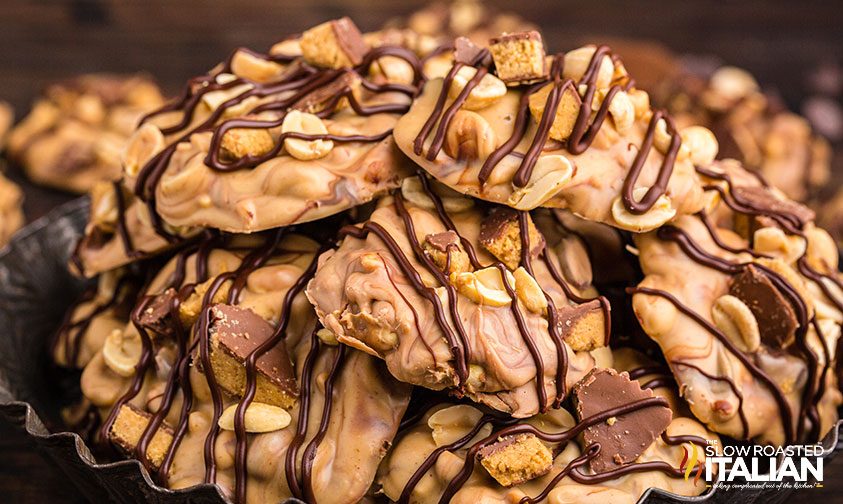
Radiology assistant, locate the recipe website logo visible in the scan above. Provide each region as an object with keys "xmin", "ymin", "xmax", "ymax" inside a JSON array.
[{"xmin": 679, "ymin": 440, "xmax": 826, "ymax": 491}]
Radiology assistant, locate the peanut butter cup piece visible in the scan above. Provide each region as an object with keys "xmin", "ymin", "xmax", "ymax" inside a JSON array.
[
  {"xmin": 729, "ymin": 264, "xmax": 797, "ymax": 348},
  {"xmin": 423, "ymin": 230, "xmax": 472, "ymax": 275},
  {"xmin": 301, "ymin": 17, "xmax": 369, "ymax": 69},
  {"xmin": 489, "ymin": 30, "xmax": 547, "ymax": 85},
  {"xmin": 731, "ymin": 185, "xmax": 816, "ymax": 237},
  {"xmin": 293, "ymin": 71, "xmax": 362, "ymax": 114},
  {"xmin": 109, "ymin": 404, "xmax": 174, "ymax": 470},
  {"xmin": 137, "ymin": 288, "xmax": 178, "ymax": 338},
  {"xmin": 478, "ymin": 433, "xmax": 553, "ymax": 487},
  {"xmin": 573, "ymin": 368, "xmax": 672, "ymax": 473},
  {"xmin": 206, "ymin": 304, "xmax": 298, "ymax": 408},
  {"xmin": 479, "ymin": 207, "xmax": 545, "ymax": 270},
  {"xmin": 562, "ymin": 300, "xmax": 607, "ymax": 352},
  {"xmin": 454, "ymin": 37, "xmax": 485, "ymax": 65}
]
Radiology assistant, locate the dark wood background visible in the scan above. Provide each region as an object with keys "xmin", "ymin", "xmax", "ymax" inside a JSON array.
[{"xmin": 1, "ymin": 0, "xmax": 842, "ymax": 502}]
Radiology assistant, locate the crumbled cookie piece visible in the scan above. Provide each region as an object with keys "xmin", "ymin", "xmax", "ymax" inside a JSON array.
[
  {"xmin": 563, "ymin": 300, "xmax": 607, "ymax": 352},
  {"xmin": 300, "ymin": 17, "xmax": 369, "ymax": 69},
  {"xmin": 220, "ymin": 127, "xmax": 275, "ymax": 161},
  {"xmin": 109, "ymin": 404, "xmax": 174, "ymax": 470},
  {"xmin": 528, "ymin": 83, "xmax": 582, "ymax": 141},
  {"xmin": 138, "ymin": 288, "xmax": 178, "ymax": 338},
  {"xmin": 478, "ymin": 433, "xmax": 553, "ymax": 487},
  {"xmin": 423, "ymin": 230, "xmax": 472, "ymax": 275},
  {"xmin": 729, "ymin": 264, "xmax": 797, "ymax": 348},
  {"xmin": 479, "ymin": 207, "xmax": 545, "ymax": 270},
  {"xmin": 574, "ymin": 368, "xmax": 672, "ymax": 473},
  {"xmin": 206, "ymin": 304, "xmax": 298, "ymax": 408},
  {"xmin": 489, "ymin": 31, "xmax": 547, "ymax": 85},
  {"xmin": 179, "ymin": 278, "xmax": 232, "ymax": 328}
]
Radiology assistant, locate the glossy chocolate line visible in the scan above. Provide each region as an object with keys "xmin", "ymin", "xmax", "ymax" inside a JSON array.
[
  {"xmin": 232, "ymin": 236, "xmax": 318, "ymax": 504},
  {"xmin": 392, "ymin": 193, "xmax": 474, "ymax": 376},
  {"xmin": 426, "ymin": 63, "xmax": 490, "ymax": 161},
  {"xmin": 629, "ymin": 286, "xmax": 795, "ymax": 444},
  {"xmin": 697, "ymin": 211, "xmax": 769, "ymax": 258},
  {"xmin": 517, "ymin": 211, "xmax": 567, "ymax": 408},
  {"xmin": 519, "ymin": 444, "xmax": 598, "ymax": 504},
  {"xmin": 339, "ymin": 221, "xmax": 469, "ymax": 385},
  {"xmin": 477, "ymin": 83, "xmax": 540, "ymax": 186},
  {"xmin": 284, "ymin": 328, "xmax": 320, "ymax": 499},
  {"xmin": 300, "ymin": 344, "xmax": 347, "ymax": 502},
  {"xmin": 379, "ymin": 253, "xmax": 437, "ymax": 360},
  {"xmin": 627, "ymin": 365, "xmax": 671, "ymax": 381},
  {"xmin": 621, "ymin": 110, "xmax": 681, "ymax": 215},
  {"xmin": 98, "ymin": 296, "xmax": 157, "ymax": 454},
  {"xmin": 416, "ymin": 173, "xmax": 482, "ymax": 268}
]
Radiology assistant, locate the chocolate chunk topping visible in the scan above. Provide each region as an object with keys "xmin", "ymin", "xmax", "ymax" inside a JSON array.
[
  {"xmin": 489, "ymin": 30, "xmax": 544, "ymax": 45},
  {"xmin": 574, "ymin": 368, "xmax": 672, "ymax": 473},
  {"xmin": 479, "ymin": 207, "xmax": 545, "ymax": 270},
  {"xmin": 209, "ymin": 304, "xmax": 298, "ymax": 402},
  {"xmin": 138, "ymin": 288, "xmax": 178, "ymax": 338},
  {"xmin": 454, "ymin": 37, "xmax": 484, "ymax": 65},
  {"xmin": 731, "ymin": 185, "xmax": 816, "ymax": 227},
  {"xmin": 729, "ymin": 264, "xmax": 797, "ymax": 348},
  {"xmin": 330, "ymin": 17, "xmax": 368, "ymax": 66},
  {"xmin": 424, "ymin": 230, "xmax": 460, "ymax": 252},
  {"xmin": 294, "ymin": 70, "xmax": 360, "ymax": 114}
]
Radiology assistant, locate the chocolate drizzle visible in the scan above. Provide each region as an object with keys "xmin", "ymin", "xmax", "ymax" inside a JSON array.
[
  {"xmin": 130, "ymin": 44, "xmax": 424, "ymax": 241},
  {"xmin": 413, "ymin": 44, "xmax": 682, "ymax": 215}
]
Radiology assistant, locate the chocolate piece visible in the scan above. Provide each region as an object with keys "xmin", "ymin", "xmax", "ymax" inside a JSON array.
[
  {"xmin": 179, "ymin": 277, "xmax": 231, "ymax": 328},
  {"xmin": 423, "ymin": 230, "xmax": 471, "ymax": 275},
  {"xmin": 489, "ymin": 30, "xmax": 547, "ymax": 85},
  {"xmin": 574, "ymin": 368, "xmax": 672, "ymax": 473},
  {"xmin": 562, "ymin": 300, "xmax": 607, "ymax": 352},
  {"xmin": 300, "ymin": 17, "xmax": 369, "ymax": 69},
  {"xmin": 108, "ymin": 404, "xmax": 174, "ymax": 470},
  {"xmin": 207, "ymin": 304, "xmax": 298, "ymax": 408},
  {"xmin": 479, "ymin": 207, "xmax": 545, "ymax": 270},
  {"xmin": 478, "ymin": 433, "xmax": 553, "ymax": 487},
  {"xmin": 454, "ymin": 36, "xmax": 484, "ymax": 65},
  {"xmin": 729, "ymin": 264, "xmax": 797, "ymax": 348},
  {"xmin": 138, "ymin": 288, "xmax": 177, "ymax": 337},
  {"xmin": 293, "ymin": 71, "xmax": 361, "ymax": 114},
  {"xmin": 731, "ymin": 185, "xmax": 816, "ymax": 229}
]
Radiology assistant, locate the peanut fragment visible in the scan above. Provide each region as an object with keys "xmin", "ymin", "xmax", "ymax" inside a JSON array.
[
  {"xmin": 316, "ymin": 328, "xmax": 339, "ymax": 346},
  {"xmin": 711, "ymin": 295, "xmax": 761, "ymax": 353},
  {"xmin": 282, "ymin": 110, "xmax": 333, "ymax": 161},
  {"xmin": 680, "ymin": 126, "xmax": 719, "ymax": 167},
  {"xmin": 220, "ymin": 127, "xmax": 275, "ymax": 161},
  {"xmin": 448, "ymin": 66, "xmax": 507, "ymax": 111},
  {"xmin": 123, "ymin": 123, "xmax": 165, "ymax": 178},
  {"xmin": 453, "ymin": 266, "xmax": 514, "ymax": 307},
  {"xmin": 508, "ymin": 154, "xmax": 574, "ymax": 211},
  {"xmin": 423, "ymin": 231, "xmax": 472, "ymax": 275},
  {"xmin": 230, "ymin": 49, "xmax": 285, "ymax": 82},
  {"xmin": 444, "ymin": 110, "xmax": 497, "ymax": 160},
  {"xmin": 513, "ymin": 267, "xmax": 548, "ymax": 314},
  {"xmin": 611, "ymin": 187, "xmax": 676, "ymax": 232},
  {"xmin": 428, "ymin": 404, "xmax": 491, "ymax": 447},
  {"xmin": 562, "ymin": 46, "xmax": 613, "ymax": 88},
  {"xmin": 102, "ymin": 329, "xmax": 142, "ymax": 377},
  {"xmin": 218, "ymin": 402, "xmax": 292, "ymax": 433},
  {"xmin": 606, "ymin": 89, "xmax": 634, "ymax": 134}
]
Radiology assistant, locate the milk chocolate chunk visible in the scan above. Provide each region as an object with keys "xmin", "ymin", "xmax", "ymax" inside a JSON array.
[
  {"xmin": 301, "ymin": 17, "xmax": 369, "ymax": 69},
  {"xmin": 207, "ymin": 304, "xmax": 298, "ymax": 408},
  {"xmin": 108, "ymin": 404, "xmax": 174, "ymax": 470},
  {"xmin": 729, "ymin": 264, "xmax": 797, "ymax": 348},
  {"xmin": 423, "ymin": 230, "xmax": 471, "ymax": 275},
  {"xmin": 138, "ymin": 288, "xmax": 178, "ymax": 338},
  {"xmin": 731, "ymin": 186, "xmax": 816, "ymax": 229},
  {"xmin": 489, "ymin": 30, "xmax": 547, "ymax": 85},
  {"xmin": 454, "ymin": 36, "xmax": 485, "ymax": 65},
  {"xmin": 479, "ymin": 207, "xmax": 545, "ymax": 270},
  {"xmin": 574, "ymin": 368, "xmax": 672, "ymax": 473},
  {"xmin": 478, "ymin": 433, "xmax": 553, "ymax": 487},
  {"xmin": 294, "ymin": 71, "xmax": 362, "ymax": 114}
]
